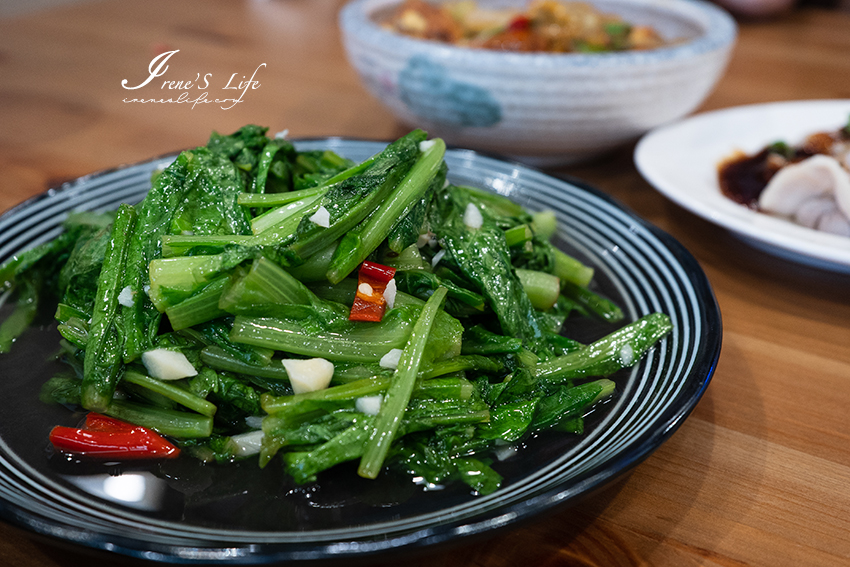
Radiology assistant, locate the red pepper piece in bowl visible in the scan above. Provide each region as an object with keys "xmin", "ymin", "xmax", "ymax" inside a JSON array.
[
  {"xmin": 49, "ymin": 413, "xmax": 180, "ymax": 460},
  {"xmin": 349, "ymin": 261, "xmax": 397, "ymax": 322}
]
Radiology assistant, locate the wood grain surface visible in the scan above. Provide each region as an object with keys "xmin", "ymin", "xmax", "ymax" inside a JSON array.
[{"xmin": 1, "ymin": 1, "xmax": 849, "ymax": 566}]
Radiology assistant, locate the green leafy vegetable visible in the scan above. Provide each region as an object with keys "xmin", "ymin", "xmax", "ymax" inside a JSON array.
[{"xmin": 0, "ymin": 124, "xmax": 673, "ymax": 498}]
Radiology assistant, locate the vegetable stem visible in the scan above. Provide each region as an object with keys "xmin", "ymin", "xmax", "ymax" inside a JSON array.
[
  {"xmin": 81, "ymin": 204, "xmax": 137, "ymax": 413},
  {"xmin": 553, "ymin": 249, "xmax": 594, "ymax": 288},
  {"xmin": 515, "ymin": 268, "xmax": 561, "ymax": 311},
  {"xmin": 561, "ymin": 280, "xmax": 623, "ymax": 322},
  {"xmin": 535, "ymin": 313, "xmax": 672, "ymax": 382},
  {"xmin": 165, "ymin": 275, "xmax": 229, "ymax": 330},
  {"xmin": 358, "ymin": 286, "xmax": 447, "ymax": 479},
  {"xmin": 504, "ymin": 224, "xmax": 534, "ymax": 247},
  {"xmin": 531, "ymin": 210, "xmax": 557, "ymax": 240},
  {"xmin": 123, "ymin": 370, "xmax": 217, "ymax": 417},
  {"xmin": 326, "ymin": 139, "xmax": 446, "ymax": 283},
  {"xmin": 105, "ymin": 399, "xmax": 213, "ymax": 439}
]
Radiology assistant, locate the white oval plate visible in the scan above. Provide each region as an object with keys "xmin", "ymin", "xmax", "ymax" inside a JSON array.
[{"xmin": 634, "ymin": 99, "xmax": 850, "ymax": 272}]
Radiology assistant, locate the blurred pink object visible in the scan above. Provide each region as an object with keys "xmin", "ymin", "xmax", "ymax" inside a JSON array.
[{"xmin": 714, "ymin": 0, "xmax": 796, "ymax": 17}]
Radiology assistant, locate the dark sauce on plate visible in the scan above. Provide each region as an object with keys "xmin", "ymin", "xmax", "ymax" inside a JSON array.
[
  {"xmin": 717, "ymin": 147, "xmax": 778, "ymax": 207},
  {"xmin": 718, "ymin": 128, "xmax": 850, "ymax": 208}
]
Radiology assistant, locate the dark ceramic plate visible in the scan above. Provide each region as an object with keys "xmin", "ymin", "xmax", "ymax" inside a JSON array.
[{"xmin": 0, "ymin": 140, "xmax": 721, "ymax": 564}]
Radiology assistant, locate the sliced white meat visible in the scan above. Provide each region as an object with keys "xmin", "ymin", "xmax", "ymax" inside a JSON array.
[
  {"xmin": 795, "ymin": 196, "xmax": 850, "ymax": 235},
  {"xmin": 830, "ymin": 140, "xmax": 850, "ymax": 170},
  {"xmin": 794, "ymin": 196, "xmax": 836, "ymax": 229},
  {"xmin": 758, "ymin": 154, "xmax": 850, "ymax": 231},
  {"xmin": 817, "ymin": 209, "xmax": 850, "ymax": 236}
]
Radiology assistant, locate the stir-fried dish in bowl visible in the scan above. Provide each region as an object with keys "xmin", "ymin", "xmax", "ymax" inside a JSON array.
[
  {"xmin": 378, "ymin": 0, "xmax": 668, "ymax": 52},
  {"xmin": 340, "ymin": 0, "xmax": 737, "ymax": 165}
]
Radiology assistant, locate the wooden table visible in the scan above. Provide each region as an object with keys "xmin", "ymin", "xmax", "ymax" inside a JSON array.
[{"xmin": 1, "ymin": 1, "xmax": 849, "ymax": 565}]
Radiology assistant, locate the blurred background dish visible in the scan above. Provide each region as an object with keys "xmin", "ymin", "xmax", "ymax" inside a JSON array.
[
  {"xmin": 340, "ymin": 0, "xmax": 737, "ymax": 166},
  {"xmin": 634, "ymin": 99, "xmax": 850, "ymax": 272}
]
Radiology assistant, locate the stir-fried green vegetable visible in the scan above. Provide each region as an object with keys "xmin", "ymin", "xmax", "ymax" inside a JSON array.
[{"xmin": 0, "ymin": 125, "xmax": 672, "ymax": 496}]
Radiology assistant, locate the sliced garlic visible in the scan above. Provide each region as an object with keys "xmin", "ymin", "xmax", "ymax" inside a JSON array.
[
  {"xmin": 282, "ymin": 358, "xmax": 334, "ymax": 394},
  {"xmin": 463, "ymin": 202, "xmax": 483, "ymax": 229},
  {"xmin": 358, "ymin": 282, "xmax": 374, "ymax": 297},
  {"xmin": 117, "ymin": 286, "xmax": 135, "ymax": 308},
  {"xmin": 431, "ymin": 248, "xmax": 446, "ymax": 268},
  {"xmin": 384, "ymin": 278, "xmax": 397, "ymax": 309},
  {"xmin": 355, "ymin": 395, "xmax": 383, "ymax": 416},
  {"xmin": 230, "ymin": 430, "xmax": 265, "ymax": 457},
  {"xmin": 379, "ymin": 348, "xmax": 404, "ymax": 369},
  {"xmin": 309, "ymin": 206, "xmax": 331, "ymax": 228},
  {"xmin": 141, "ymin": 349, "xmax": 198, "ymax": 381}
]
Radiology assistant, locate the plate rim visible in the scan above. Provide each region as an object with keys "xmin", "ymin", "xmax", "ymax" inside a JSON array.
[{"xmin": 0, "ymin": 140, "xmax": 722, "ymax": 564}]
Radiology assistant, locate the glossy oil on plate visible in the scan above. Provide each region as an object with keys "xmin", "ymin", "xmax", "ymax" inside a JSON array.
[
  {"xmin": 0, "ymin": 140, "xmax": 721, "ymax": 564},
  {"xmin": 635, "ymin": 99, "xmax": 850, "ymax": 272}
]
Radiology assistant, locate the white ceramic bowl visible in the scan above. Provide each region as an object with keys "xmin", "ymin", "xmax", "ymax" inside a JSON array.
[{"xmin": 339, "ymin": 0, "xmax": 737, "ymax": 165}]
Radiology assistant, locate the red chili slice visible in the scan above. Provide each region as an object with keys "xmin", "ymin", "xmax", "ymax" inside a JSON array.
[
  {"xmin": 49, "ymin": 414, "xmax": 180, "ymax": 459},
  {"xmin": 349, "ymin": 261, "xmax": 397, "ymax": 322},
  {"xmin": 85, "ymin": 412, "xmax": 138, "ymax": 432},
  {"xmin": 359, "ymin": 260, "xmax": 396, "ymax": 284}
]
